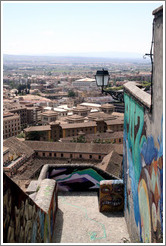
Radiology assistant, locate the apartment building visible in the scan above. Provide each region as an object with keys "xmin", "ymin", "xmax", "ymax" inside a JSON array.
[
  {"xmin": 66, "ymin": 114, "xmax": 85, "ymax": 124},
  {"xmin": 73, "ymin": 105, "xmax": 90, "ymax": 116},
  {"xmin": 8, "ymin": 105, "xmax": 28, "ymax": 129},
  {"xmin": 72, "ymin": 78, "xmax": 96, "ymax": 91},
  {"xmin": 61, "ymin": 121, "xmax": 97, "ymax": 138},
  {"xmin": 100, "ymin": 103, "xmax": 115, "ymax": 114},
  {"xmin": 3, "ymin": 112, "xmax": 21, "ymax": 139},
  {"xmin": 41, "ymin": 110, "xmax": 58, "ymax": 125}
]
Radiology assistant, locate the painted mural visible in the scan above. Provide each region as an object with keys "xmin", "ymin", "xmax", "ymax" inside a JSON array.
[
  {"xmin": 47, "ymin": 166, "xmax": 114, "ymax": 191},
  {"xmin": 123, "ymin": 93, "xmax": 163, "ymax": 243},
  {"xmin": 3, "ymin": 173, "xmax": 58, "ymax": 243},
  {"xmin": 99, "ymin": 180, "xmax": 124, "ymax": 212}
]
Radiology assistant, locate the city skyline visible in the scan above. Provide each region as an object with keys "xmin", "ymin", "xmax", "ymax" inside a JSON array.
[{"xmin": 2, "ymin": 1, "xmax": 163, "ymax": 58}]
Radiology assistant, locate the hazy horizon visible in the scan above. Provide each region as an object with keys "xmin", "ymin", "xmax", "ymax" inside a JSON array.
[
  {"xmin": 3, "ymin": 50, "xmax": 145, "ymax": 59},
  {"xmin": 3, "ymin": 53, "xmax": 151, "ymax": 65}
]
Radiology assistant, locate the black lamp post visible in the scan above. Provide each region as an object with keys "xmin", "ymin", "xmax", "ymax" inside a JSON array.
[{"xmin": 95, "ymin": 69, "xmax": 110, "ymax": 94}]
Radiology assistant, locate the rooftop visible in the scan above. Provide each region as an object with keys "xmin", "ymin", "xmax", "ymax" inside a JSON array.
[
  {"xmin": 88, "ymin": 112, "xmax": 116, "ymax": 121},
  {"xmin": 61, "ymin": 121, "xmax": 97, "ymax": 129},
  {"xmin": 3, "ymin": 114, "xmax": 20, "ymax": 121},
  {"xmin": 3, "ymin": 136, "xmax": 34, "ymax": 158},
  {"xmin": 105, "ymin": 118, "xmax": 124, "ymax": 125},
  {"xmin": 75, "ymin": 78, "xmax": 96, "ymax": 82},
  {"xmin": 101, "ymin": 103, "xmax": 115, "ymax": 109},
  {"xmin": 24, "ymin": 125, "xmax": 51, "ymax": 132},
  {"xmin": 24, "ymin": 141, "xmax": 116, "ymax": 155},
  {"xmin": 98, "ymin": 151, "xmax": 123, "ymax": 179},
  {"xmin": 41, "ymin": 110, "xmax": 58, "ymax": 116},
  {"xmin": 73, "ymin": 105, "xmax": 89, "ymax": 111},
  {"xmin": 80, "ymin": 102, "xmax": 101, "ymax": 108},
  {"xmin": 67, "ymin": 114, "xmax": 85, "ymax": 120}
]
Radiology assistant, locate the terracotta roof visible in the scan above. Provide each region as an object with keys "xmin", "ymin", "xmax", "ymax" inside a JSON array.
[
  {"xmin": 73, "ymin": 106, "xmax": 89, "ymax": 111},
  {"xmin": 97, "ymin": 151, "xmax": 122, "ymax": 178},
  {"xmin": 87, "ymin": 131, "xmax": 123, "ymax": 140},
  {"xmin": 3, "ymin": 112, "xmax": 14, "ymax": 117},
  {"xmin": 101, "ymin": 103, "xmax": 115, "ymax": 109},
  {"xmin": 3, "ymin": 114, "xmax": 20, "ymax": 121},
  {"xmin": 3, "ymin": 137, "xmax": 34, "ymax": 158},
  {"xmin": 24, "ymin": 141, "xmax": 114, "ymax": 155},
  {"xmin": 105, "ymin": 118, "xmax": 124, "ymax": 125},
  {"xmin": 3, "ymin": 146, "xmax": 9, "ymax": 154},
  {"xmin": 88, "ymin": 112, "xmax": 115, "ymax": 121},
  {"xmin": 67, "ymin": 114, "xmax": 84, "ymax": 120},
  {"xmin": 61, "ymin": 131, "xmax": 123, "ymax": 142},
  {"xmin": 61, "ymin": 121, "xmax": 97, "ymax": 129},
  {"xmin": 24, "ymin": 125, "xmax": 51, "ymax": 132},
  {"xmin": 112, "ymin": 144, "xmax": 123, "ymax": 155},
  {"xmin": 41, "ymin": 110, "xmax": 58, "ymax": 116}
]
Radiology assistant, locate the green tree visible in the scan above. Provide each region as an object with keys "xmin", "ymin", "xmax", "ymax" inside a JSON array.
[
  {"xmin": 68, "ymin": 90, "xmax": 76, "ymax": 97},
  {"xmin": 26, "ymin": 131, "xmax": 45, "ymax": 141}
]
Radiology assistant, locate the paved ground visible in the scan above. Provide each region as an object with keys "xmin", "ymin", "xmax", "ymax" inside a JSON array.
[{"xmin": 53, "ymin": 191, "xmax": 130, "ymax": 243}]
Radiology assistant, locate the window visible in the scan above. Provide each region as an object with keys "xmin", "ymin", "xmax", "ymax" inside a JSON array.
[
  {"xmin": 98, "ymin": 155, "xmax": 101, "ymax": 160},
  {"xmin": 43, "ymin": 152, "xmax": 45, "ymax": 157},
  {"xmin": 54, "ymin": 153, "xmax": 56, "ymax": 157},
  {"xmin": 89, "ymin": 155, "xmax": 92, "ymax": 159},
  {"xmin": 61, "ymin": 153, "xmax": 64, "ymax": 158},
  {"xmin": 49, "ymin": 153, "xmax": 52, "ymax": 157},
  {"xmin": 70, "ymin": 154, "xmax": 73, "ymax": 158},
  {"xmin": 119, "ymin": 139, "xmax": 122, "ymax": 143},
  {"xmin": 79, "ymin": 154, "xmax": 82, "ymax": 158}
]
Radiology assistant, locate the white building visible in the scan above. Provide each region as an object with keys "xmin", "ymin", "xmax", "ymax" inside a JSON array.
[{"xmin": 72, "ymin": 78, "xmax": 96, "ymax": 90}]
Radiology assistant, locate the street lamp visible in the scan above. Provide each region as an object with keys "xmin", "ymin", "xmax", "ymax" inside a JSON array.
[{"xmin": 95, "ymin": 69, "xmax": 110, "ymax": 94}]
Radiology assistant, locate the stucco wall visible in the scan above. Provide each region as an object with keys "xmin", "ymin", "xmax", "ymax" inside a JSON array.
[
  {"xmin": 123, "ymin": 92, "xmax": 163, "ymax": 243},
  {"xmin": 123, "ymin": 7, "xmax": 163, "ymax": 243}
]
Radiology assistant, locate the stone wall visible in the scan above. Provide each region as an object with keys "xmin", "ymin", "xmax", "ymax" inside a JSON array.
[{"xmin": 3, "ymin": 173, "xmax": 58, "ymax": 243}]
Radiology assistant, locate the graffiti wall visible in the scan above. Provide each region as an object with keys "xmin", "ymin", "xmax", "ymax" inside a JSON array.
[
  {"xmin": 123, "ymin": 92, "xmax": 163, "ymax": 243},
  {"xmin": 99, "ymin": 180, "xmax": 124, "ymax": 212},
  {"xmin": 3, "ymin": 173, "xmax": 58, "ymax": 243},
  {"xmin": 47, "ymin": 165, "xmax": 115, "ymax": 191}
]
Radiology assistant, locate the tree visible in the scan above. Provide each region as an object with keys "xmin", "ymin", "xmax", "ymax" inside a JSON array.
[
  {"xmin": 68, "ymin": 90, "xmax": 76, "ymax": 98},
  {"xmin": 26, "ymin": 131, "xmax": 45, "ymax": 141},
  {"xmin": 27, "ymin": 83, "xmax": 31, "ymax": 89}
]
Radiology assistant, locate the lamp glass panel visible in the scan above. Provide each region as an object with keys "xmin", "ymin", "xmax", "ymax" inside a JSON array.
[
  {"xmin": 96, "ymin": 75, "xmax": 103, "ymax": 86},
  {"xmin": 104, "ymin": 75, "xmax": 109, "ymax": 86},
  {"xmin": 96, "ymin": 75, "xmax": 109, "ymax": 87}
]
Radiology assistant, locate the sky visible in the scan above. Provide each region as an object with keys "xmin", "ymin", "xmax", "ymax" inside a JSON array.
[{"xmin": 2, "ymin": 1, "xmax": 164, "ymax": 58}]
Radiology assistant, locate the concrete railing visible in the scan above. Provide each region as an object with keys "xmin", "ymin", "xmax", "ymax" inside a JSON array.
[
  {"xmin": 124, "ymin": 82, "xmax": 151, "ymax": 109},
  {"xmin": 3, "ymin": 173, "xmax": 58, "ymax": 243}
]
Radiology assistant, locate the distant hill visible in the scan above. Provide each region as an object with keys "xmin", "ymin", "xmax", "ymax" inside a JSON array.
[{"xmin": 3, "ymin": 53, "xmax": 150, "ymax": 64}]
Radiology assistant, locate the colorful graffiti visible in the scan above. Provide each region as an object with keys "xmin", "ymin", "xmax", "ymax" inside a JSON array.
[
  {"xmin": 3, "ymin": 173, "xmax": 58, "ymax": 243},
  {"xmin": 99, "ymin": 180, "xmax": 124, "ymax": 212},
  {"xmin": 123, "ymin": 93, "xmax": 163, "ymax": 243},
  {"xmin": 48, "ymin": 166, "xmax": 114, "ymax": 191}
]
